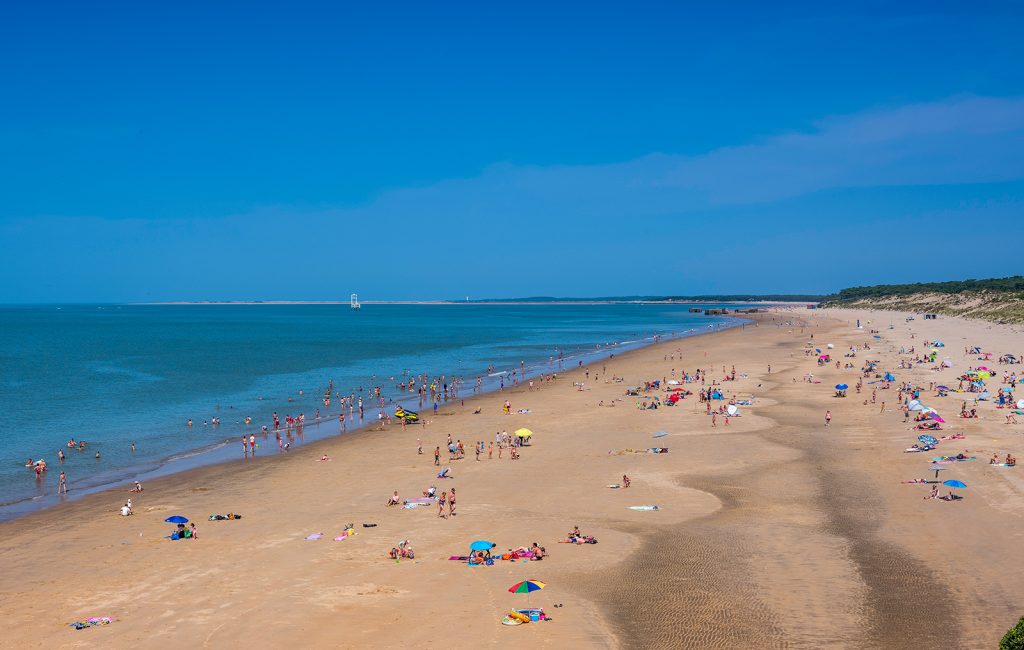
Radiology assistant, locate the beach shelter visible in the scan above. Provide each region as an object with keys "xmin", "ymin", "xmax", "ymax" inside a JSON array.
[
  {"xmin": 1017, "ymin": 399, "xmax": 1024, "ymax": 409},
  {"xmin": 514, "ymin": 428, "xmax": 533, "ymax": 439},
  {"xmin": 826, "ymin": 344, "xmax": 835, "ymax": 349},
  {"xmin": 726, "ymin": 404, "xmax": 739, "ymax": 416},
  {"xmin": 908, "ymin": 400, "xmax": 924, "ymax": 411},
  {"xmin": 934, "ymin": 341, "xmax": 945, "ymax": 347},
  {"xmin": 884, "ymin": 373, "xmax": 895, "ymax": 381}
]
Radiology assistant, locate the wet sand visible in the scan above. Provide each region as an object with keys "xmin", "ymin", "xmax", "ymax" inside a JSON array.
[{"xmin": 1, "ymin": 309, "xmax": 1022, "ymax": 648}]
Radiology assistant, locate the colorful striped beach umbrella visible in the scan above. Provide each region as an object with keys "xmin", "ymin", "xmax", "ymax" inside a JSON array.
[{"xmin": 509, "ymin": 579, "xmax": 546, "ymax": 606}]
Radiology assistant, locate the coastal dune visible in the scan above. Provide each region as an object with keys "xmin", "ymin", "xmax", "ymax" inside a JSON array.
[{"xmin": 1, "ymin": 310, "xmax": 1022, "ymax": 648}]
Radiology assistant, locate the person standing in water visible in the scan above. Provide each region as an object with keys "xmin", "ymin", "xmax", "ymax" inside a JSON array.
[{"xmin": 57, "ymin": 471, "xmax": 67, "ymax": 495}]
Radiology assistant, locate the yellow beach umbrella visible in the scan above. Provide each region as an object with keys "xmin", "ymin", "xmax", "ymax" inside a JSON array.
[{"xmin": 514, "ymin": 428, "xmax": 533, "ymax": 438}]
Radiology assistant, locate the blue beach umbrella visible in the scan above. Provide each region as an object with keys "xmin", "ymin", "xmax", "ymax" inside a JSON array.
[
  {"xmin": 835, "ymin": 384, "xmax": 848, "ymax": 390},
  {"xmin": 165, "ymin": 515, "xmax": 189, "ymax": 524},
  {"xmin": 943, "ymin": 479, "xmax": 967, "ymax": 489},
  {"xmin": 470, "ymin": 540, "xmax": 495, "ymax": 551}
]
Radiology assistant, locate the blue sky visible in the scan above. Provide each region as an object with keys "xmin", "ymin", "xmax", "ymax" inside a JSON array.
[{"xmin": 1, "ymin": 1, "xmax": 1023, "ymax": 301}]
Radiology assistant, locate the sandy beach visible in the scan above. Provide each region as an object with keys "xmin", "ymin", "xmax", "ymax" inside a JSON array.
[{"xmin": 2, "ymin": 308, "xmax": 1022, "ymax": 649}]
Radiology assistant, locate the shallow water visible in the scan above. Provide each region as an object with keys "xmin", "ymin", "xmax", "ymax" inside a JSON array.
[{"xmin": 0, "ymin": 303, "xmax": 742, "ymax": 519}]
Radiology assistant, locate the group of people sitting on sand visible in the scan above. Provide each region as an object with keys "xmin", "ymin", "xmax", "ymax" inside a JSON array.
[
  {"xmin": 560, "ymin": 525, "xmax": 598, "ymax": 545},
  {"xmin": 169, "ymin": 522, "xmax": 197, "ymax": 539},
  {"xmin": 470, "ymin": 542, "xmax": 545, "ymax": 564},
  {"xmin": 923, "ymin": 485, "xmax": 962, "ymax": 501},
  {"xmin": 990, "ymin": 453, "xmax": 1016, "ymax": 466},
  {"xmin": 388, "ymin": 539, "xmax": 414, "ymax": 559},
  {"xmin": 960, "ymin": 405, "xmax": 979, "ymax": 419}
]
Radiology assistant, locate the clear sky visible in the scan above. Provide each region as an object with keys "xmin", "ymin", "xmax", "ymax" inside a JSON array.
[{"xmin": 1, "ymin": 1, "xmax": 1022, "ymax": 301}]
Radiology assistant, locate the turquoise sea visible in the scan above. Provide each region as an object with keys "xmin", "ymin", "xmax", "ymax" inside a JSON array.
[{"xmin": 0, "ymin": 303, "xmax": 742, "ymax": 520}]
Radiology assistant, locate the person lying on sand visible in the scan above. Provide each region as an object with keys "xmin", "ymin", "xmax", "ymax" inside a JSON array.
[{"xmin": 319, "ymin": 455, "xmax": 330, "ymax": 461}]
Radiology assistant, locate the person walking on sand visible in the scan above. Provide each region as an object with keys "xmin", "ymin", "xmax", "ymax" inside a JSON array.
[
  {"xmin": 434, "ymin": 446, "xmax": 440, "ymax": 466},
  {"xmin": 622, "ymin": 474, "xmax": 631, "ymax": 488},
  {"xmin": 438, "ymin": 491, "xmax": 447, "ymax": 518},
  {"xmin": 825, "ymin": 410, "xmax": 832, "ymax": 427},
  {"xmin": 417, "ymin": 438, "xmax": 422, "ymax": 455},
  {"xmin": 449, "ymin": 487, "xmax": 456, "ymax": 517},
  {"xmin": 57, "ymin": 471, "xmax": 67, "ymax": 495}
]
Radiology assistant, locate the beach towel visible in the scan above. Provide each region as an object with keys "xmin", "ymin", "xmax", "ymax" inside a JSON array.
[
  {"xmin": 69, "ymin": 617, "xmax": 113, "ymax": 629},
  {"xmin": 305, "ymin": 533, "xmax": 324, "ymax": 540},
  {"xmin": 449, "ymin": 555, "xmax": 471, "ymax": 561},
  {"xmin": 607, "ymin": 484, "xmax": 620, "ymax": 488},
  {"xmin": 402, "ymin": 503, "xmax": 426, "ymax": 509},
  {"xmin": 628, "ymin": 505, "xmax": 660, "ymax": 511}
]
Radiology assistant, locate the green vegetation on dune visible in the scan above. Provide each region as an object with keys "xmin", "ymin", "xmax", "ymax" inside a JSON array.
[
  {"xmin": 827, "ymin": 276, "xmax": 1024, "ymax": 302},
  {"xmin": 822, "ymin": 276, "xmax": 1024, "ymax": 323},
  {"xmin": 1001, "ymin": 617, "xmax": 1024, "ymax": 650}
]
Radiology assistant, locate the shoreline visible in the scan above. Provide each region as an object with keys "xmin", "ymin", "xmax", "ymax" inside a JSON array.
[{"xmin": 0, "ymin": 317, "xmax": 746, "ymax": 523}]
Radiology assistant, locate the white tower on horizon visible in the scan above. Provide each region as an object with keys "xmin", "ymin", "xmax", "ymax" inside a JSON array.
[{"xmin": 350, "ymin": 293, "xmax": 361, "ymax": 310}]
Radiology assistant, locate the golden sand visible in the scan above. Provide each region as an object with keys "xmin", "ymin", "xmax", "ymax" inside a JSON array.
[{"xmin": 1, "ymin": 309, "xmax": 1021, "ymax": 648}]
